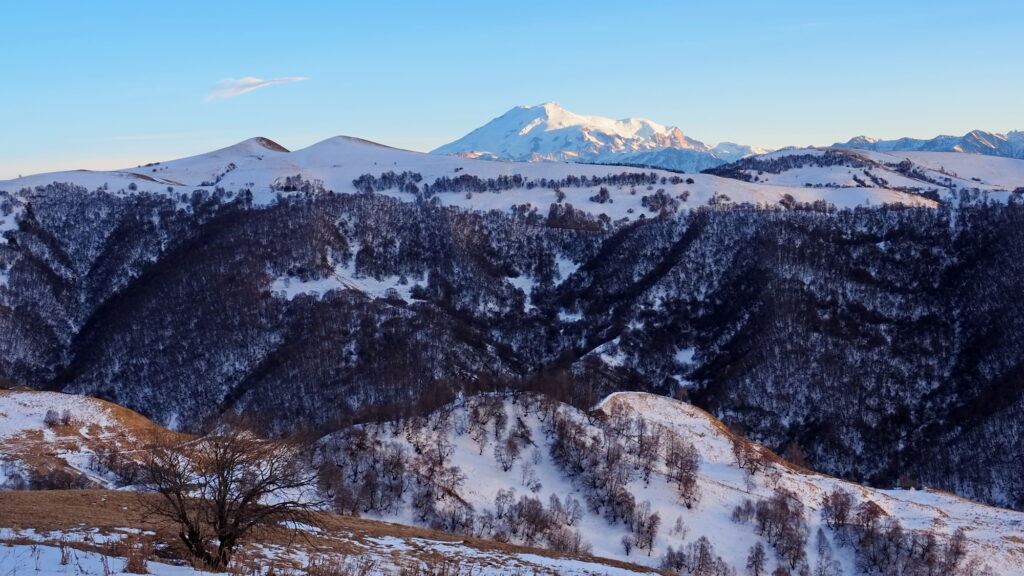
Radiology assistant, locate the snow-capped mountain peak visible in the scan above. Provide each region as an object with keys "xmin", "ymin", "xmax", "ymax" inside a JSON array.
[
  {"xmin": 526, "ymin": 101, "xmax": 675, "ymax": 141},
  {"xmin": 432, "ymin": 103, "xmax": 767, "ymax": 172}
]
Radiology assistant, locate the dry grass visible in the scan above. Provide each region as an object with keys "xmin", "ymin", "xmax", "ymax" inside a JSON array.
[
  {"xmin": 0, "ymin": 490, "xmax": 173, "ymax": 536},
  {"xmin": 118, "ymin": 536, "xmax": 152, "ymax": 574}
]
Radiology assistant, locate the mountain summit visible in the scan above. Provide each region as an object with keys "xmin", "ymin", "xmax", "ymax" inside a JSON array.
[{"xmin": 432, "ymin": 102, "xmax": 767, "ymax": 172}]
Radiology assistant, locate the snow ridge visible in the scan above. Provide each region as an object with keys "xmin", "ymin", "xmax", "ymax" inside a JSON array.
[{"xmin": 0, "ymin": 134, "xmax": 937, "ymax": 218}]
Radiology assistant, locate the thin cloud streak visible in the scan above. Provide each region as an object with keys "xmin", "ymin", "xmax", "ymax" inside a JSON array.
[{"xmin": 207, "ymin": 76, "xmax": 308, "ymax": 101}]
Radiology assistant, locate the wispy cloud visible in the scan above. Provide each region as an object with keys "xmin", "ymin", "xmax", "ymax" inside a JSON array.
[{"xmin": 206, "ymin": 76, "xmax": 308, "ymax": 101}]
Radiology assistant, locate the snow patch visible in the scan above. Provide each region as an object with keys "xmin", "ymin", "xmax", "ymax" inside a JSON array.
[
  {"xmin": 269, "ymin": 262, "xmax": 418, "ymax": 302},
  {"xmin": 0, "ymin": 391, "xmax": 113, "ymax": 441}
]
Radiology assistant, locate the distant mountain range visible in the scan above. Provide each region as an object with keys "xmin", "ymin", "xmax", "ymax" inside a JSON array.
[
  {"xmin": 835, "ymin": 129, "xmax": 1024, "ymax": 158},
  {"xmin": 432, "ymin": 102, "xmax": 768, "ymax": 172},
  {"xmin": 433, "ymin": 104, "xmax": 1024, "ymax": 174}
]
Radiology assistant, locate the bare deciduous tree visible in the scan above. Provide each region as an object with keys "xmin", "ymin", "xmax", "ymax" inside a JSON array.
[
  {"xmin": 665, "ymin": 435, "xmax": 701, "ymax": 507},
  {"xmin": 747, "ymin": 541, "xmax": 768, "ymax": 576},
  {"xmin": 820, "ymin": 488, "xmax": 854, "ymax": 531},
  {"xmin": 139, "ymin": 424, "xmax": 320, "ymax": 570}
]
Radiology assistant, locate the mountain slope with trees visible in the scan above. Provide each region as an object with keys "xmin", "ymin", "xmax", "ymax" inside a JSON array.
[{"xmin": 2, "ymin": 138, "xmax": 1024, "ymax": 517}]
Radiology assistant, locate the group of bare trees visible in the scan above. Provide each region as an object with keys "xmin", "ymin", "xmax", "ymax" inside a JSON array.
[
  {"xmin": 732, "ymin": 490, "xmax": 809, "ymax": 572},
  {"xmin": 662, "ymin": 536, "xmax": 733, "ymax": 576},
  {"xmin": 350, "ymin": 169, "xmax": 684, "ymax": 204},
  {"xmin": 545, "ymin": 400, "xmax": 701, "ymax": 556},
  {"xmin": 731, "ymin": 484, "xmax": 987, "ymax": 576},
  {"xmin": 484, "ymin": 489, "xmax": 588, "ymax": 553},
  {"xmin": 819, "ymin": 486, "xmax": 977, "ymax": 576},
  {"xmin": 313, "ymin": 394, "xmax": 600, "ymax": 554},
  {"xmin": 316, "ymin": 427, "xmax": 408, "ymax": 516}
]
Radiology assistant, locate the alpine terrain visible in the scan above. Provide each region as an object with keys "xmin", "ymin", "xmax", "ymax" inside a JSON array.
[{"xmin": 2, "ymin": 132, "xmax": 1024, "ymax": 575}]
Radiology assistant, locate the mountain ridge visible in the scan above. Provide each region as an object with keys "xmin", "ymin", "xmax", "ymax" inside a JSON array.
[{"xmin": 834, "ymin": 129, "xmax": 1024, "ymax": 158}]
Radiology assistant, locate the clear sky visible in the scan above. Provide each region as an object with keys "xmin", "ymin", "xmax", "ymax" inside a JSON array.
[{"xmin": 2, "ymin": 1, "xmax": 1022, "ymax": 179}]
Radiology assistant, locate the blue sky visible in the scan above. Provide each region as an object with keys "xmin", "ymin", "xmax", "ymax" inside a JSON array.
[{"xmin": 2, "ymin": 1, "xmax": 1022, "ymax": 179}]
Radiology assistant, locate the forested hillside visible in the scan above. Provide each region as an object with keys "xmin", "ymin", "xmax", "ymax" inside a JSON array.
[{"xmin": 2, "ymin": 145, "xmax": 1024, "ymax": 513}]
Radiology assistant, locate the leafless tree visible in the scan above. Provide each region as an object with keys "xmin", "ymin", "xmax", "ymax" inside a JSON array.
[
  {"xmin": 783, "ymin": 441, "xmax": 808, "ymax": 469},
  {"xmin": 731, "ymin": 434, "xmax": 768, "ymax": 477},
  {"xmin": 747, "ymin": 541, "xmax": 768, "ymax": 576},
  {"xmin": 632, "ymin": 502, "xmax": 661, "ymax": 556},
  {"xmin": 820, "ymin": 488, "xmax": 854, "ymax": 531},
  {"xmin": 754, "ymin": 490, "xmax": 808, "ymax": 569},
  {"xmin": 139, "ymin": 424, "xmax": 321, "ymax": 570},
  {"xmin": 494, "ymin": 435, "xmax": 520, "ymax": 472},
  {"xmin": 634, "ymin": 419, "xmax": 663, "ymax": 484},
  {"xmin": 665, "ymin": 435, "xmax": 701, "ymax": 507}
]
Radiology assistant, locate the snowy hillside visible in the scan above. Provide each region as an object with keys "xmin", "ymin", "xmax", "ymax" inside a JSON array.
[
  {"xmin": 0, "ymin": 134, "xmax": 931, "ymax": 221},
  {"xmin": 704, "ymin": 147, "xmax": 1024, "ymax": 201},
  {"xmin": 1, "ymin": 388, "xmax": 1022, "ymax": 574},
  {"xmin": 0, "ymin": 390, "xmax": 172, "ymax": 490},
  {"xmin": 835, "ymin": 129, "xmax": 1024, "ymax": 159},
  {"xmin": 432, "ymin": 102, "xmax": 768, "ymax": 172},
  {"xmin": 317, "ymin": 392, "xmax": 1023, "ymax": 575}
]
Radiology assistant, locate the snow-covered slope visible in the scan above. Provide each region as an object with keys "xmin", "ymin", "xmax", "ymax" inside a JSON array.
[
  {"xmin": 432, "ymin": 102, "xmax": 768, "ymax": 172},
  {"xmin": 317, "ymin": 392, "xmax": 1024, "ymax": 575},
  {"xmin": 706, "ymin": 146, "xmax": 1024, "ymax": 201},
  {"xmin": 0, "ymin": 135, "xmax": 933, "ymax": 221},
  {"xmin": 123, "ymin": 136, "xmax": 290, "ymax": 187},
  {"xmin": 880, "ymin": 150, "xmax": 1024, "ymax": 190},
  {"xmin": 835, "ymin": 129, "xmax": 1024, "ymax": 159},
  {"xmin": 599, "ymin": 393, "xmax": 1024, "ymax": 575}
]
